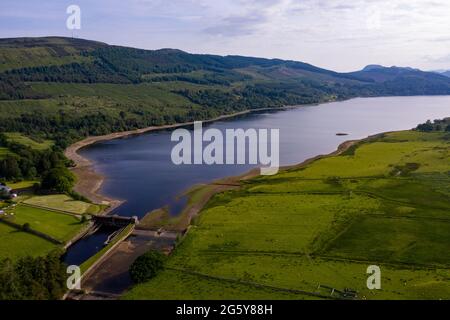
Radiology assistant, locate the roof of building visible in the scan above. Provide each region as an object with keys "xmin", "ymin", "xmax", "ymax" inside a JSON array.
[{"xmin": 0, "ymin": 185, "xmax": 12, "ymax": 192}]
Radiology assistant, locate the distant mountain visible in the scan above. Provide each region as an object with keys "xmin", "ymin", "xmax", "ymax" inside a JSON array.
[
  {"xmin": 347, "ymin": 65, "xmax": 450, "ymax": 95},
  {"xmin": 433, "ymin": 70, "xmax": 450, "ymax": 78},
  {"xmin": 1, "ymin": 37, "xmax": 449, "ymax": 98},
  {"xmin": 361, "ymin": 65, "xmax": 421, "ymax": 72},
  {"xmin": 1, "ymin": 37, "xmax": 450, "ymax": 144},
  {"xmin": 361, "ymin": 64, "xmax": 385, "ymax": 71}
]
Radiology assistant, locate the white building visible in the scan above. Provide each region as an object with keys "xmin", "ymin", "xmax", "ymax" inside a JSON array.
[{"xmin": 0, "ymin": 184, "xmax": 12, "ymax": 197}]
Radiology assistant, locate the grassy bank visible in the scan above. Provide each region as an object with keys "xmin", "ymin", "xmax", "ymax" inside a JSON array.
[
  {"xmin": 4, "ymin": 204, "xmax": 84, "ymax": 242},
  {"xmin": 0, "ymin": 222, "xmax": 56, "ymax": 261},
  {"xmin": 0, "ymin": 193, "xmax": 98, "ymax": 261},
  {"xmin": 124, "ymin": 130, "xmax": 450, "ymax": 300}
]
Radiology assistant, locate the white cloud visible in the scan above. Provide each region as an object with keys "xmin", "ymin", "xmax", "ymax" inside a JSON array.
[{"xmin": 1, "ymin": 0, "xmax": 450, "ymax": 71}]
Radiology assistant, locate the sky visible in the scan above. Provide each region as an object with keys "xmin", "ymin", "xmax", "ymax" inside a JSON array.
[{"xmin": 1, "ymin": 0, "xmax": 450, "ymax": 72}]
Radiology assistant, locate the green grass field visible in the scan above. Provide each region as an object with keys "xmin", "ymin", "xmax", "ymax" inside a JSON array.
[
  {"xmin": 5, "ymin": 180, "xmax": 37, "ymax": 189},
  {"xmin": 0, "ymin": 192, "xmax": 97, "ymax": 262},
  {"xmin": 4, "ymin": 204, "xmax": 85, "ymax": 242},
  {"xmin": 0, "ymin": 222, "xmax": 56, "ymax": 261},
  {"xmin": 125, "ymin": 130, "xmax": 450, "ymax": 300},
  {"xmin": 4, "ymin": 132, "xmax": 53, "ymax": 150},
  {"xmin": 23, "ymin": 194, "xmax": 100, "ymax": 214}
]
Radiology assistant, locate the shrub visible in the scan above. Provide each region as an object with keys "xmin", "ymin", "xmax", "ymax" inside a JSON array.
[
  {"xmin": 41, "ymin": 166, "xmax": 75, "ymax": 193},
  {"xmin": 32, "ymin": 182, "xmax": 41, "ymax": 192},
  {"xmin": 68, "ymin": 191, "xmax": 91, "ymax": 203},
  {"xmin": 129, "ymin": 250, "xmax": 166, "ymax": 283},
  {"xmin": 325, "ymin": 176, "xmax": 342, "ymax": 186}
]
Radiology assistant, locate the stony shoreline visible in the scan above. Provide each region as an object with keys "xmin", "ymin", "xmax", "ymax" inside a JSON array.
[{"xmin": 63, "ymin": 105, "xmax": 305, "ymax": 211}]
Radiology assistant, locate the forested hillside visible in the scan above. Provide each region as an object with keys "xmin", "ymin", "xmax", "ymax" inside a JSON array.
[{"xmin": 1, "ymin": 36, "xmax": 450, "ymax": 149}]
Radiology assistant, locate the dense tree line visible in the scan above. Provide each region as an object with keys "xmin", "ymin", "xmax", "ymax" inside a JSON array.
[
  {"xmin": 0, "ymin": 133, "xmax": 67, "ymax": 181},
  {"xmin": 0, "ymin": 74, "xmax": 49, "ymax": 100},
  {"xmin": 89, "ymin": 46, "xmax": 217, "ymax": 75},
  {"xmin": 0, "ymin": 252, "xmax": 67, "ymax": 300},
  {"xmin": 0, "ymin": 105, "xmax": 227, "ymax": 149},
  {"xmin": 416, "ymin": 118, "xmax": 450, "ymax": 132},
  {"xmin": 5, "ymin": 61, "xmax": 133, "ymax": 84},
  {"xmin": 0, "ymin": 80, "xmax": 352, "ymax": 150},
  {"xmin": 145, "ymin": 70, "xmax": 250, "ymax": 86},
  {"xmin": 41, "ymin": 166, "xmax": 75, "ymax": 193},
  {"xmin": 175, "ymin": 82, "xmax": 344, "ymax": 113},
  {"xmin": 1, "ymin": 50, "xmax": 253, "ymax": 90}
]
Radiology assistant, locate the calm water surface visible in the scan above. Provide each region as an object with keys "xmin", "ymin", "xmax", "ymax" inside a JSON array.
[{"xmin": 64, "ymin": 96, "xmax": 450, "ymax": 265}]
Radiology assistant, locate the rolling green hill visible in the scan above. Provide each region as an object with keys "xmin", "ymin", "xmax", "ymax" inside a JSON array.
[{"xmin": 1, "ymin": 37, "xmax": 450, "ymax": 149}]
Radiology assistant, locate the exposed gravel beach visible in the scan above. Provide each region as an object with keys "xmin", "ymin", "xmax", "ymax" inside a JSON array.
[{"xmin": 64, "ymin": 108, "xmax": 277, "ymax": 211}]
